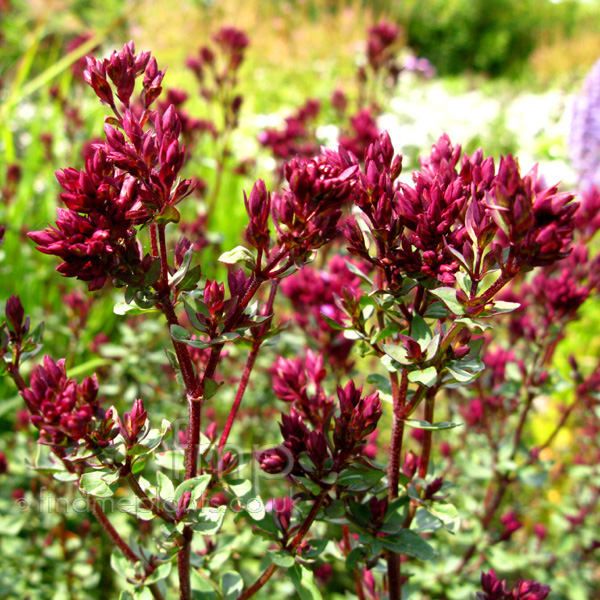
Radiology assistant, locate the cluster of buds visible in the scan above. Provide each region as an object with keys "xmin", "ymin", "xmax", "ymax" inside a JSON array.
[
  {"xmin": 186, "ymin": 26, "xmax": 249, "ymax": 132},
  {"xmin": 499, "ymin": 244, "xmax": 598, "ymax": 348},
  {"xmin": 333, "ymin": 381, "xmax": 382, "ymax": 455},
  {"xmin": 346, "ymin": 131, "xmax": 579, "ymax": 295},
  {"xmin": 260, "ymin": 376, "xmax": 381, "ymax": 483},
  {"xmin": 1, "ymin": 163, "xmax": 21, "ymax": 205},
  {"xmin": 499, "ymin": 511, "xmax": 523, "ymax": 541},
  {"xmin": 271, "ymin": 147, "xmax": 358, "ymax": 265},
  {"xmin": 29, "ymin": 43, "xmax": 194, "ymax": 291},
  {"xmin": 258, "ymin": 99, "xmax": 321, "ymax": 166},
  {"xmin": 244, "ymin": 179, "xmax": 271, "ymax": 253},
  {"xmin": 574, "ymin": 185, "xmax": 600, "ymax": 241},
  {"xmin": 477, "ymin": 570, "xmax": 550, "ymax": 600},
  {"xmin": 280, "ymin": 255, "xmax": 365, "ymax": 370},
  {"xmin": 338, "ymin": 108, "xmax": 381, "ymax": 162},
  {"xmin": 84, "ymin": 40, "xmax": 164, "ymax": 111},
  {"xmin": 365, "ymin": 21, "xmax": 401, "ymax": 75},
  {"xmin": 28, "ymin": 148, "xmax": 154, "ymax": 290},
  {"xmin": 117, "ymin": 398, "xmax": 148, "ymax": 447},
  {"xmin": 488, "ymin": 158, "xmax": 577, "ymax": 271},
  {"xmin": 271, "ymin": 349, "xmax": 332, "ymax": 426},
  {"xmin": 1, "ymin": 296, "xmax": 44, "ymax": 386},
  {"xmin": 265, "ymin": 496, "xmax": 295, "ymax": 536},
  {"xmin": 20, "ymin": 356, "xmax": 107, "ymax": 455}
]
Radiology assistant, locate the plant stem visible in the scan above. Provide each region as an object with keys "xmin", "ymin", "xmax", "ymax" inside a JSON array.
[
  {"xmin": 89, "ymin": 497, "xmax": 165, "ymax": 600},
  {"xmin": 386, "ymin": 368, "xmax": 408, "ymax": 600},
  {"xmin": 237, "ymin": 489, "xmax": 330, "ymax": 600},
  {"xmin": 237, "ymin": 564, "xmax": 277, "ymax": 600},
  {"xmin": 218, "ymin": 341, "xmax": 260, "ymax": 451},
  {"xmin": 342, "ymin": 525, "xmax": 367, "ymax": 600},
  {"xmin": 219, "ymin": 279, "xmax": 279, "ymax": 451},
  {"xmin": 157, "ymin": 224, "xmax": 171, "ymax": 291},
  {"xmin": 124, "ymin": 471, "xmax": 176, "ymax": 523},
  {"xmin": 7, "ymin": 363, "xmax": 27, "ymax": 391},
  {"xmin": 418, "ymin": 389, "xmax": 437, "ymax": 479}
]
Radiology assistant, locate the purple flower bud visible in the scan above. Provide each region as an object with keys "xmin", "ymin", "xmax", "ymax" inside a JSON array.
[
  {"xmin": 333, "ymin": 380, "xmax": 381, "ymax": 453},
  {"xmin": 259, "ymin": 446, "xmax": 291, "ymax": 474},
  {"xmin": 0, "ymin": 452, "xmax": 8, "ymax": 475},
  {"xmin": 244, "ymin": 179, "xmax": 271, "ymax": 251},
  {"xmin": 5, "ymin": 295, "xmax": 24, "ymax": 335},
  {"xmin": 203, "ymin": 280, "xmax": 225, "ymax": 319},
  {"xmin": 176, "ymin": 491, "xmax": 192, "ymax": 520},
  {"xmin": 266, "ymin": 496, "xmax": 294, "ymax": 532},
  {"xmin": 121, "ymin": 398, "xmax": 147, "ymax": 445},
  {"xmin": 402, "ymin": 450, "xmax": 418, "ymax": 479}
]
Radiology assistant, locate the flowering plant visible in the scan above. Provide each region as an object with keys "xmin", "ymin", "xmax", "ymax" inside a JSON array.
[{"xmin": 1, "ymin": 31, "xmax": 598, "ymax": 600}]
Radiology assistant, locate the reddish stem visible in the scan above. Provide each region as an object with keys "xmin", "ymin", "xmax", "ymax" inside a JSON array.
[
  {"xmin": 342, "ymin": 525, "xmax": 367, "ymax": 600},
  {"xmin": 386, "ymin": 368, "xmax": 408, "ymax": 600},
  {"xmin": 218, "ymin": 341, "xmax": 260, "ymax": 451},
  {"xmin": 219, "ymin": 280, "xmax": 279, "ymax": 451},
  {"xmin": 237, "ymin": 489, "xmax": 330, "ymax": 600},
  {"xmin": 89, "ymin": 498, "xmax": 166, "ymax": 600}
]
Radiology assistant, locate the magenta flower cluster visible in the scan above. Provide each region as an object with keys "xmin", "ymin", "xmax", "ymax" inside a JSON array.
[
  {"xmin": 28, "ymin": 42, "xmax": 193, "ymax": 290},
  {"xmin": 478, "ymin": 570, "xmax": 550, "ymax": 600},
  {"xmin": 345, "ymin": 132, "xmax": 577, "ymax": 290},
  {"xmin": 21, "ymin": 356, "xmax": 104, "ymax": 452}
]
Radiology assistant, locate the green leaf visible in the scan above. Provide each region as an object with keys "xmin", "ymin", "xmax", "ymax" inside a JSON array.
[
  {"xmin": 155, "ymin": 451, "xmax": 185, "ymax": 472},
  {"xmin": 79, "ymin": 470, "xmax": 119, "ymax": 498},
  {"xmin": 403, "ymin": 419, "xmax": 462, "ymax": 430},
  {"xmin": 170, "ymin": 324, "xmax": 210, "ymax": 349},
  {"xmin": 171, "ymin": 324, "xmax": 191, "ymax": 341},
  {"xmin": 30, "ymin": 321, "xmax": 44, "ymax": 344},
  {"xmin": 190, "ymin": 505, "xmax": 227, "ymax": 535},
  {"xmin": 345, "ymin": 260, "xmax": 373, "ymax": 285},
  {"xmin": 320, "ymin": 313, "xmax": 347, "ymax": 330},
  {"xmin": 424, "ymin": 334, "xmax": 440, "ymax": 361},
  {"xmin": 456, "ymin": 317, "xmax": 493, "ymax": 333},
  {"xmin": 381, "ymin": 343, "xmax": 411, "ymax": 365},
  {"xmin": 114, "ymin": 302, "xmax": 158, "ymax": 316},
  {"xmin": 220, "ymin": 571, "xmax": 243, "ymax": 600},
  {"xmin": 169, "ymin": 244, "xmax": 194, "ymax": 287},
  {"xmin": 411, "ymin": 314, "xmax": 432, "ymax": 349},
  {"xmin": 129, "ymin": 423, "xmax": 170, "ymax": 458},
  {"xmin": 177, "ymin": 265, "xmax": 202, "ymax": 292},
  {"xmin": 485, "ymin": 300, "xmax": 521, "ymax": 315},
  {"xmin": 366, "ymin": 373, "xmax": 392, "ymax": 395},
  {"xmin": 371, "ymin": 321, "xmax": 402, "ymax": 344},
  {"xmin": 380, "ymin": 529, "xmax": 437, "ymax": 560},
  {"xmin": 204, "ymin": 378, "xmax": 222, "ymax": 400},
  {"xmin": 157, "ymin": 471, "xmax": 175, "ymax": 504},
  {"xmin": 175, "ymin": 475, "xmax": 211, "ymax": 503},
  {"xmin": 430, "ymin": 287, "xmax": 465, "ymax": 315},
  {"xmin": 427, "ymin": 502, "xmax": 460, "ymax": 534},
  {"xmin": 267, "ymin": 549, "xmax": 295, "ymax": 568},
  {"xmin": 288, "ymin": 564, "xmax": 323, "ymax": 600},
  {"xmin": 224, "ymin": 479, "xmax": 261, "ymax": 523},
  {"xmin": 111, "ymin": 549, "xmax": 135, "ymax": 580},
  {"xmin": 119, "ymin": 497, "xmax": 154, "ymax": 521},
  {"xmin": 408, "ymin": 366, "xmax": 438, "ymax": 387},
  {"xmin": 446, "ymin": 358, "xmax": 485, "ymax": 383},
  {"xmin": 303, "ymin": 539, "xmax": 329, "ymax": 560},
  {"xmin": 218, "ymin": 245, "xmax": 255, "ymax": 267},
  {"xmin": 145, "ymin": 561, "xmax": 172, "ymax": 584},
  {"xmin": 345, "ymin": 547, "xmax": 367, "ymax": 570}
]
